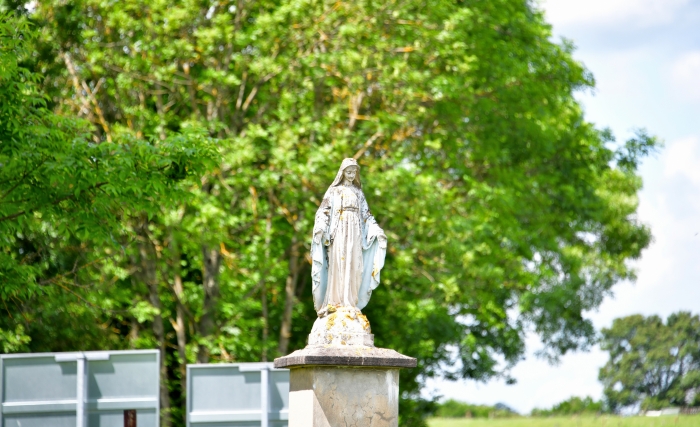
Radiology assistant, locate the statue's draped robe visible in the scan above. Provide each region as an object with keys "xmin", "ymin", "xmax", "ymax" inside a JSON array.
[{"xmin": 311, "ymin": 184, "xmax": 386, "ymax": 313}]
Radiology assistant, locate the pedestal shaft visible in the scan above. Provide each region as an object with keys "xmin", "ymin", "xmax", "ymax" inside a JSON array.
[{"xmin": 289, "ymin": 367, "xmax": 399, "ymax": 427}]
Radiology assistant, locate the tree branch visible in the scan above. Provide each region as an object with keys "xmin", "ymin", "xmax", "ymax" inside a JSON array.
[
  {"xmin": 0, "ymin": 182, "xmax": 108, "ymax": 223},
  {"xmin": 62, "ymin": 52, "xmax": 113, "ymax": 142},
  {"xmin": 353, "ymin": 131, "xmax": 383, "ymax": 159}
]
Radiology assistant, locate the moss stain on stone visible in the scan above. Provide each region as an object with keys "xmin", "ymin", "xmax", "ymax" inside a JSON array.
[
  {"xmin": 358, "ymin": 313, "xmax": 371, "ymax": 331},
  {"xmin": 326, "ymin": 313, "xmax": 336, "ymax": 329}
]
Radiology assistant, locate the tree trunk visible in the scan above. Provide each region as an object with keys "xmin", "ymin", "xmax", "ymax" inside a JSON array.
[
  {"xmin": 128, "ymin": 317, "xmax": 140, "ymax": 349},
  {"xmin": 172, "ymin": 271, "xmax": 187, "ymax": 425},
  {"xmin": 261, "ymin": 280, "xmax": 269, "ymax": 361},
  {"xmin": 169, "ymin": 233, "xmax": 187, "ymax": 424},
  {"xmin": 172, "ymin": 275, "xmax": 187, "ymax": 380},
  {"xmin": 277, "ymin": 235, "xmax": 300, "ymax": 356},
  {"xmin": 198, "ymin": 244, "xmax": 221, "ymax": 363},
  {"xmin": 262, "ymin": 214, "xmax": 272, "ymax": 362},
  {"xmin": 138, "ymin": 230, "xmax": 172, "ymax": 427}
]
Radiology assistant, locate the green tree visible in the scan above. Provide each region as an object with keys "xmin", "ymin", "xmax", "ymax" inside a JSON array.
[
  {"xmin": 2, "ymin": 0, "xmax": 658, "ymax": 425},
  {"xmin": 0, "ymin": 11, "xmax": 216, "ymax": 419},
  {"xmin": 0, "ymin": 11, "xmax": 215, "ymax": 289},
  {"xmin": 599, "ymin": 312, "xmax": 700, "ymax": 412},
  {"xmin": 531, "ymin": 396, "xmax": 604, "ymax": 416},
  {"xmin": 436, "ymin": 399, "xmax": 517, "ymax": 418}
]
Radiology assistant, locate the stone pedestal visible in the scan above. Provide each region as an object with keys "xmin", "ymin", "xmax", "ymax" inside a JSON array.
[
  {"xmin": 274, "ymin": 342, "xmax": 416, "ymax": 427},
  {"xmin": 288, "ymin": 366, "xmax": 398, "ymax": 427}
]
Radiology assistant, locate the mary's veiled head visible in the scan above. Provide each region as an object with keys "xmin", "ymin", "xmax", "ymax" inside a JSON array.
[{"xmin": 330, "ymin": 158, "xmax": 362, "ymax": 188}]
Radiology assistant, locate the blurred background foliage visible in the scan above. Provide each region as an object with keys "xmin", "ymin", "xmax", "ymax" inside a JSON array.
[
  {"xmin": 531, "ymin": 396, "xmax": 604, "ymax": 417},
  {"xmin": 435, "ymin": 400, "xmax": 518, "ymax": 419},
  {"xmin": 0, "ymin": 0, "xmax": 658, "ymax": 424}
]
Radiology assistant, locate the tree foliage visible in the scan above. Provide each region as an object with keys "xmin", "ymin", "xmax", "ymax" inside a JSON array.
[
  {"xmin": 1, "ymin": 0, "xmax": 657, "ymax": 425},
  {"xmin": 531, "ymin": 396, "xmax": 604, "ymax": 417},
  {"xmin": 599, "ymin": 312, "xmax": 700, "ymax": 412},
  {"xmin": 435, "ymin": 399, "xmax": 517, "ymax": 419},
  {"xmin": 0, "ymin": 11, "xmax": 216, "ymax": 290},
  {"xmin": 0, "ymin": 7, "xmax": 215, "ymax": 383}
]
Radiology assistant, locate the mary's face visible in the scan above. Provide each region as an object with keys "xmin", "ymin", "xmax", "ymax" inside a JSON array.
[{"xmin": 343, "ymin": 166, "xmax": 358, "ymax": 183}]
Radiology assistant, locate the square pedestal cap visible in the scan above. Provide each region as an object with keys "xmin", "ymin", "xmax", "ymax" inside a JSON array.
[{"xmin": 274, "ymin": 346, "xmax": 417, "ymax": 369}]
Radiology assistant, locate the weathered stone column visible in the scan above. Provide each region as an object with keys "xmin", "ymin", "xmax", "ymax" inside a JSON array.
[{"xmin": 274, "ymin": 308, "xmax": 416, "ymax": 427}]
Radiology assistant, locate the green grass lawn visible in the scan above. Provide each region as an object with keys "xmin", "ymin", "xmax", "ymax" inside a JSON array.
[{"xmin": 427, "ymin": 415, "xmax": 700, "ymax": 427}]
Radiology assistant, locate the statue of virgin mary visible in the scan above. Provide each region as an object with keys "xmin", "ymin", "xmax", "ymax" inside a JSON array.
[{"xmin": 311, "ymin": 158, "xmax": 387, "ymax": 317}]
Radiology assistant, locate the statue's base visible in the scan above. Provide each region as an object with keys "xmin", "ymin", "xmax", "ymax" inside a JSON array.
[
  {"xmin": 308, "ymin": 306, "xmax": 374, "ymax": 346},
  {"xmin": 274, "ymin": 347, "xmax": 416, "ymax": 427}
]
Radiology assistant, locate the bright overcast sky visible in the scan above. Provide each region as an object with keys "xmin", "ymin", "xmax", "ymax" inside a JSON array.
[{"xmin": 426, "ymin": 0, "xmax": 700, "ymax": 413}]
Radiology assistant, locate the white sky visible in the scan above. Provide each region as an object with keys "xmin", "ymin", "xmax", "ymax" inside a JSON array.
[{"xmin": 426, "ymin": 0, "xmax": 700, "ymax": 413}]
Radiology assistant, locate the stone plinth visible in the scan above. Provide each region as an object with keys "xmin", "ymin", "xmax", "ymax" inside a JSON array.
[
  {"xmin": 274, "ymin": 347, "xmax": 416, "ymax": 427},
  {"xmin": 288, "ymin": 366, "xmax": 398, "ymax": 427},
  {"xmin": 308, "ymin": 307, "xmax": 374, "ymax": 347},
  {"xmin": 275, "ymin": 346, "xmax": 416, "ymax": 369}
]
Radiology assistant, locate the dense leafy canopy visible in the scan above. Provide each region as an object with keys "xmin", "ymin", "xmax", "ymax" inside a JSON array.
[
  {"xmin": 0, "ymin": 12, "xmax": 215, "ymax": 303},
  {"xmin": 599, "ymin": 312, "xmax": 700, "ymax": 412},
  {"xmin": 1, "ymin": 0, "xmax": 656, "ymax": 425}
]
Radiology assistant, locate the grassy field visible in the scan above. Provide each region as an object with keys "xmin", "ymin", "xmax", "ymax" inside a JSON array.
[{"xmin": 428, "ymin": 415, "xmax": 700, "ymax": 427}]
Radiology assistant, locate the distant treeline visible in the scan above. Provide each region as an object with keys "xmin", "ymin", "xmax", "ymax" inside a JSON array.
[
  {"xmin": 531, "ymin": 396, "xmax": 604, "ymax": 417},
  {"xmin": 435, "ymin": 397, "xmax": 607, "ymax": 419},
  {"xmin": 434, "ymin": 400, "xmax": 518, "ymax": 418}
]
